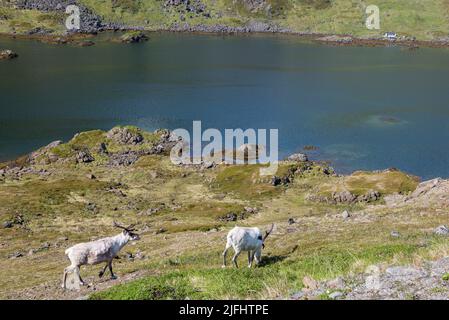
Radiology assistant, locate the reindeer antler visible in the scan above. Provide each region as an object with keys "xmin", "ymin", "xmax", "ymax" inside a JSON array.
[
  {"xmin": 113, "ymin": 221, "xmax": 137, "ymax": 232},
  {"xmin": 126, "ymin": 224, "xmax": 137, "ymax": 231},
  {"xmin": 113, "ymin": 221, "xmax": 125, "ymax": 229},
  {"xmin": 263, "ymin": 223, "xmax": 274, "ymax": 241}
]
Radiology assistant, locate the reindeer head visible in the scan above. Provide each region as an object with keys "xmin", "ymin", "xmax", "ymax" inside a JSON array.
[
  {"xmin": 261, "ymin": 224, "xmax": 274, "ymax": 249},
  {"xmin": 113, "ymin": 221, "xmax": 140, "ymax": 241}
]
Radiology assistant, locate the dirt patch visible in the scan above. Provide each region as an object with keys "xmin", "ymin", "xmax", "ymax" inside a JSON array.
[{"xmin": 5, "ymin": 270, "xmax": 152, "ymax": 300}]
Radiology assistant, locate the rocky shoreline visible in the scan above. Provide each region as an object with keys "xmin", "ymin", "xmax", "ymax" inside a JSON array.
[{"xmin": 3, "ymin": 26, "xmax": 449, "ymax": 50}]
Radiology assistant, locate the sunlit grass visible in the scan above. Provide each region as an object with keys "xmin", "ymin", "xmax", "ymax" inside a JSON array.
[{"xmin": 1, "ymin": 0, "xmax": 448, "ymax": 39}]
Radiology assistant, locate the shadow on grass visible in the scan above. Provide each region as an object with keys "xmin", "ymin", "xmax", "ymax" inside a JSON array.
[{"xmin": 259, "ymin": 255, "xmax": 288, "ymax": 267}]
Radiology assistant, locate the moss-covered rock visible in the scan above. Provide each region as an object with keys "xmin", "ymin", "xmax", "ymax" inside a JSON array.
[
  {"xmin": 0, "ymin": 49, "xmax": 18, "ymax": 60},
  {"xmin": 120, "ymin": 31, "xmax": 148, "ymax": 43}
]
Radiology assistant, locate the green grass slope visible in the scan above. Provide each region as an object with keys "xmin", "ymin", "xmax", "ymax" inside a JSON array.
[
  {"xmin": 2, "ymin": 126, "xmax": 449, "ymax": 300},
  {"xmin": 78, "ymin": 0, "xmax": 449, "ymax": 39},
  {"xmin": 1, "ymin": 0, "xmax": 449, "ymax": 40}
]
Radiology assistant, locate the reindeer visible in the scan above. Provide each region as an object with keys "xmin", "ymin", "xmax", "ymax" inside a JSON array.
[
  {"xmin": 222, "ymin": 224, "xmax": 274, "ymax": 268},
  {"xmin": 62, "ymin": 222, "xmax": 140, "ymax": 290}
]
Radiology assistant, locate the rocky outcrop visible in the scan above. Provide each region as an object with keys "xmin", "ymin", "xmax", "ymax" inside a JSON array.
[
  {"xmin": 357, "ymin": 190, "xmax": 381, "ymax": 202},
  {"xmin": 341, "ymin": 210, "xmax": 350, "ymax": 219},
  {"xmin": 308, "ymin": 189, "xmax": 380, "ymax": 204},
  {"xmin": 287, "ymin": 153, "xmax": 308, "ymax": 162},
  {"xmin": 383, "ymin": 178, "xmax": 449, "ymax": 208},
  {"xmin": 164, "ymin": 0, "xmax": 207, "ymax": 15},
  {"xmin": 168, "ymin": 22, "xmax": 289, "ymax": 34},
  {"xmin": 332, "ymin": 190, "xmax": 380, "ymax": 204},
  {"xmin": 0, "ymin": 49, "xmax": 18, "ymax": 60},
  {"xmin": 120, "ymin": 32, "xmax": 149, "ymax": 43},
  {"xmin": 14, "ymin": 0, "xmax": 133, "ymax": 33},
  {"xmin": 0, "ymin": 166, "xmax": 50, "ymax": 180},
  {"xmin": 97, "ymin": 128, "xmax": 179, "ymax": 166},
  {"xmin": 75, "ymin": 150, "xmax": 94, "ymax": 163},
  {"xmin": 434, "ymin": 225, "xmax": 449, "ymax": 236},
  {"xmin": 16, "ymin": 0, "xmax": 104, "ymax": 33},
  {"xmin": 97, "ymin": 142, "xmax": 108, "ymax": 155},
  {"xmin": 106, "ymin": 127, "xmax": 144, "ymax": 145},
  {"xmin": 105, "ymin": 129, "xmax": 177, "ymax": 166},
  {"xmin": 271, "ymin": 175, "xmax": 290, "ymax": 186},
  {"xmin": 218, "ymin": 207, "xmax": 258, "ymax": 222},
  {"xmin": 407, "ymin": 178, "xmax": 443, "ymax": 200},
  {"xmin": 3, "ymin": 127, "xmax": 181, "ymax": 170},
  {"xmin": 149, "ymin": 129, "xmax": 179, "ymax": 155},
  {"xmin": 108, "ymin": 151, "xmax": 141, "ymax": 166},
  {"xmin": 332, "ymin": 190, "xmax": 357, "ymax": 203},
  {"xmin": 28, "ymin": 140, "xmax": 62, "ymax": 165},
  {"xmin": 271, "ymin": 165, "xmax": 304, "ymax": 187},
  {"xmin": 219, "ymin": 212, "xmax": 239, "ymax": 222},
  {"xmin": 2, "ymin": 214, "xmax": 26, "ymax": 230},
  {"xmin": 292, "ymin": 257, "xmax": 449, "ymax": 300}
]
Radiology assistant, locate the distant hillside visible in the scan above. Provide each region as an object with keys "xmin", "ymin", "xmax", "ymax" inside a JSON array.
[{"xmin": 1, "ymin": 0, "xmax": 449, "ymax": 40}]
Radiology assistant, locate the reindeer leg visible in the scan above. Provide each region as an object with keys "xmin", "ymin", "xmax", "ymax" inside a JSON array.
[
  {"xmin": 222, "ymin": 243, "xmax": 231, "ymax": 268},
  {"xmin": 74, "ymin": 266, "xmax": 85, "ymax": 286},
  {"xmin": 99, "ymin": 263, "xmax": 108, "ymax": 278},
  {"xmin": 62, "ymin": 266, "xmax": 71, "ymax": 289},
  {"xmin": 247, "ymin": 251, "xmax": 252, "ymax": 268},
  {"xmin": 248, "ymin": 251, "xmax": 255, "ymax": 268},
  {"xmin": 231, "ymin": 249, "xmax": 241, "ymax": 268},
  {"xmin": 108, "ymin": 261, "xmax": 117, "ymax": 280}
]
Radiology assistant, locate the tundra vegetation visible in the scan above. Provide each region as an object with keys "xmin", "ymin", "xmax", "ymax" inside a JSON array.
[
  {"xmin": 0, "ymin": 125, "xmax": 448, "ymax": 300},
  {"xmin": 1, "ymin": 0, "xmax": 449, "ymax": 40}
]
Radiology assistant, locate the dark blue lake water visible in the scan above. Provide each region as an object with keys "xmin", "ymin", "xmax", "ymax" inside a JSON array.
[{"xmin": 1, "ymin": 33, "xmax": 449, "ymax": 179}]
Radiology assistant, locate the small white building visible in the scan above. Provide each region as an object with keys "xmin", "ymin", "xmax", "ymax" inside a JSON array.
[{"xmin": 384, "ymin": 32, "xmax": 397, "ymax": 40}]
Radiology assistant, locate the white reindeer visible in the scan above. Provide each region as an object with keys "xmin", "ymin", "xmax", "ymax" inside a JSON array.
[
  {"xmin": 222, "ymin": 224, "xmax": 274, "ymax": 268},
  {"xmin": 62, "ymin": 222, "xmax": 140, "ymax": 289}
]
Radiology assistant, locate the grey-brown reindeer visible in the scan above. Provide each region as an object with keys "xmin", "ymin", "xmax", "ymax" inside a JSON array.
[{"xmin": 62, "ymin": 222, "xmax": 140, "ymax": 290}]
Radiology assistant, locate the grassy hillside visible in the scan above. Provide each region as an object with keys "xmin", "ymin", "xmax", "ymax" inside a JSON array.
[
  {"xmin": 2, "ymin": 126, "xmax": 449, "ymax": 300},
  {"xmin": 0, "ymin": 1, "xmax": 65, "ymax": 34},
  {"xmin": 1, "ymin": 0, "xmax": 449, "ymax": 40}
]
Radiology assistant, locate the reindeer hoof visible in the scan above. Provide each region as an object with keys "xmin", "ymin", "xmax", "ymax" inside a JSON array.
[
  {"xmin": 98, "ymin": 271, "xmax": 104, "ymax": 278},
  {"xmin": 111, "ymin": 275, "xmax": 117, "ymax": 280},
  {"xmin": 221, "ymin": 265, "xmax": 226, "ymax": 269}
]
